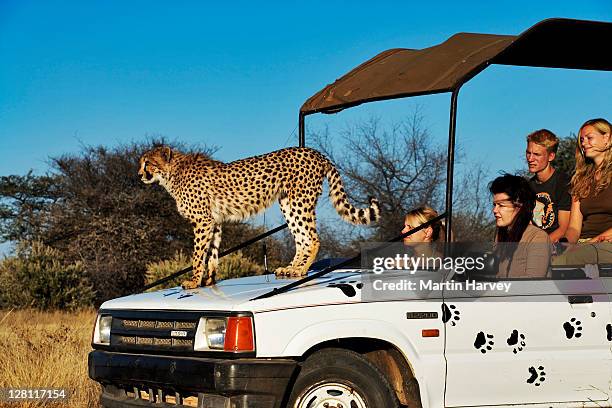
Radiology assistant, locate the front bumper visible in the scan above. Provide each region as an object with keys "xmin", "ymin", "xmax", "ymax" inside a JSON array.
[{"xmin": 88, "ymin": 350, "xmax": 297, "ymax": 408}]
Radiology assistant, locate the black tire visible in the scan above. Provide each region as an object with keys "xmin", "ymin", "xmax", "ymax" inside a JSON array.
[{"xmin": 287, "ymin": 348, "xmax": 399, "ymax": 408}]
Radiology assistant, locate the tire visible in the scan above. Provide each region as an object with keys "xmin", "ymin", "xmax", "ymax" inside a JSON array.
[{"xmin": 287, "ymin": 348, "xmax": 399, "ymax": 408}]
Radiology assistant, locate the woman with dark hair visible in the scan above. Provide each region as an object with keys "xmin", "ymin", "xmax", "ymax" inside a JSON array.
[{"xmin": 490, "ymin": 174, "xmax": 551, "ymax": 278}]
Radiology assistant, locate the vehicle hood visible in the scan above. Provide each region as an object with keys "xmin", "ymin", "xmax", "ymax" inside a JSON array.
[{"xmin": 99, "ymin": 270, "xmax": 445, "ymax": 313}]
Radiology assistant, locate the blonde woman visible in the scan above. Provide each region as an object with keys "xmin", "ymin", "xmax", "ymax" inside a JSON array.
[
  {"xmin": 558, "ymin": 118, "xmax": 612, "ymax": 264},
  {"xmin": 401, "ymin": 206, "xmax": 446, "ymax": 260}
]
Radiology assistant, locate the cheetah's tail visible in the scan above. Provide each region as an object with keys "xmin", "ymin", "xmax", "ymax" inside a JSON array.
[{"xmin": 326, "ymin": 165, "xmax": 380, "ymax": 225}]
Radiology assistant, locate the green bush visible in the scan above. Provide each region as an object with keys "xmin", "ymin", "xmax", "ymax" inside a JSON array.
[
  {"xmin": 145, "ymin": 250, "xmax": 264, "ymax": 291},
  {"xmin": 145, "ymin": 251, "xmax": 191, "ymax": 290},
  {"xmin": 0, "ymin": 241, "xmax": 95, "ymax": 310},
  {"xmin": 218, "ymin": 250, "xmax": 264, "ymax": 280}
]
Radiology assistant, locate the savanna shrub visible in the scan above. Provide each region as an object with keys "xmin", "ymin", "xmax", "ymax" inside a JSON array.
[
  {"xmin": 145, "ymin": 250, "xmax": 264, "ymax": 291},
  {"xmin": 0, "ymin": 241, "xmax": 95, "ymax": 310}
]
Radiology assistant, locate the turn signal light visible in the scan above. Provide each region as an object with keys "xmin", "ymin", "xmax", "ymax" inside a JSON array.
[
  {"xmin": 422, "ymin": 329, "xmax": 440, "ymax": 338},
  {"xmin": 224, "ymin": 317, "xmax": 254, "ymax": 352}
]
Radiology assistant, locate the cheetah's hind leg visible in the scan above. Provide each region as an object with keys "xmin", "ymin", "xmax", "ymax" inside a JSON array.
[
  {"xmin": 202, "ymin": 224, "xmax": 222, "ymax": 286},
  {"xmin": 275, "ymin": 191, "xmax": 320, "ymax": 278}
]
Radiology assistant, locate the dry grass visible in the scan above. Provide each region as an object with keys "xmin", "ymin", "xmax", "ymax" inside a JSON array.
[{"xmin": 0, "ymin": 309, "xmax": 101, "ymax": 408}]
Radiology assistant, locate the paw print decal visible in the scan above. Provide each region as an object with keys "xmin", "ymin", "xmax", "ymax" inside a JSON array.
[
  {"xmin": 442, "ymin": 303, "xmax": 461, "ymax": 326},
  {"xmin": 563, "ymin": 318, "xmax": 582, "ymax": 339},
  {"xmin": 527, "ymin": 366, "xmax": 546, "ymax": 386},
  {"xmin": 474, "ymin": 331, "xmax": 494, "ymax": 354},
  {"xmin": 327, "ymin": 281, "xmax": 359, "ymax": 297},
  {"xmin": 506, "ymin": 329, "xmax": 526, "ymax": 354}
]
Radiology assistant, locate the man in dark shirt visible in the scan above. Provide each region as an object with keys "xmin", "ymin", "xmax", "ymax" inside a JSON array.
[{"xmin": 525, "ymin": 129, "xmax": 571, "ymax": 243}]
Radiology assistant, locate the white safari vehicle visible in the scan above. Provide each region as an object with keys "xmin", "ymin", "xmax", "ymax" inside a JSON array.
[{"xmin": 89, "ymin": 19, "xmax": 612, "ymax": 408}]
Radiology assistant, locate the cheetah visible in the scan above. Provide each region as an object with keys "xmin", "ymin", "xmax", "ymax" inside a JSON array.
[{"xmin": 138, "ymin": 146, "xmax": 380, "ymax": 289}]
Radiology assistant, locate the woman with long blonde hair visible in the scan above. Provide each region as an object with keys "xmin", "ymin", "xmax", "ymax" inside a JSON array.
[
  {"xmin": 556, "ymin": 118, "xmax": 612, "ymax": 266},
  {"xmin": 564, "ymin": 118, "xmax": 612, "ymax": 243}
]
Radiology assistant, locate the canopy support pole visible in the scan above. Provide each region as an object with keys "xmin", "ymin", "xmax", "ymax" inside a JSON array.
[
  {"xmin": 298, "ymin": 112, "xmax": 306, "ymax": 147},
  {"xmin": 445, "ymin": 88, "xmax": 460, "ymax": 242}
]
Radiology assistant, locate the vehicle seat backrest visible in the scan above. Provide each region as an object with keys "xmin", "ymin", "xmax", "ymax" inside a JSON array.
[{"xmin": 550, "ymin": 266, "xmax": 587, "ymax": 280}]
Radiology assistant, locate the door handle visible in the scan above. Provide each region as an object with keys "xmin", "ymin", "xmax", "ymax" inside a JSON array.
[{"xmin": 568, "ymin": 295, "xmax": 593, "ymax": 304}]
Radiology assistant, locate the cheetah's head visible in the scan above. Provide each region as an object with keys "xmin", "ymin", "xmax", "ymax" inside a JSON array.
[{"xmin": 138, "ymin": 146, "xmax": 174, "ymax": 185}]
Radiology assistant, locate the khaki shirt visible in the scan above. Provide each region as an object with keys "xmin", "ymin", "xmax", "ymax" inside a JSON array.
[{"xmin": 496, "ymin": 224, "xmax": 551, "ymax": 279}]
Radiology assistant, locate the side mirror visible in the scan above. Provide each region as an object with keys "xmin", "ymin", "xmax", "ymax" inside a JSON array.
[
  {"xmin": 477, "ymin": 251, "xmax": 498, "ymax": 278},
  {"xmin": 461, "ymin": 251, "xmax": 497, "ymax": 280}
]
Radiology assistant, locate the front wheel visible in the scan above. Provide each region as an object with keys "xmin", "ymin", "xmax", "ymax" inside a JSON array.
[{"xmin": 287, "ymin": 348, "xmax": 399, "ymax": 408}]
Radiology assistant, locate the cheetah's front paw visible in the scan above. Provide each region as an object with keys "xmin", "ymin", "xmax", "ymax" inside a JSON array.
[
  {"xmin": 275, "ymin": 266, "xmax": 307, "ymax": 278},
  {"xmin": 181, "ymin": 279, "xmax": 200, "ymax": 289},
  {"xmin": 203, "ymin": 275, "xmax": 216, "ymax": 286}
]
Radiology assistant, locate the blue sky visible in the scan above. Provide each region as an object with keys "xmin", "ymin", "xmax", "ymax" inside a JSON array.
[{"xmin": 0, "ymin": 1, "xmax": 611, "ymax": 253}]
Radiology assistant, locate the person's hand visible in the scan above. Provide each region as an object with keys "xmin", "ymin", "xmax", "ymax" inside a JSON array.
[
  {"xmin": 549, "ymin": 230, "xmax": 565, "ymax": 244},
  {"xmin": 591, "ymin": 231, "xmax": 612, "ymax": 243},
  {"xmin": 553, "ymin": 237, "xmax": 569, "ymax": 255}
]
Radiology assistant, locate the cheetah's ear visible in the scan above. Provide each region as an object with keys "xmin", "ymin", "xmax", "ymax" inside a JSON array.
[{"xmin": 162, "ymin": 146, "xmax": 173, "ymax": 162}]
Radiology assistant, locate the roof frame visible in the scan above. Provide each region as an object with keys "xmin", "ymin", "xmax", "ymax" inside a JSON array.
[
  {"xmin": 300, "ymin": 18, "xmax": 612, "ymax": 117},
  {"xmin": 297, "ymin": 18, "xmax": 612, "ymax": 242}
]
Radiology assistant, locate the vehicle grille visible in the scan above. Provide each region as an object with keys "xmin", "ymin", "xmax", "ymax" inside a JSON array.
[
  {"xmin": 103, "ymin": 384, "xmax": 199, "ymax": 407},
  {"xmin": 109, "ymin": 311, "xmax": 199, "ymax": 353}
]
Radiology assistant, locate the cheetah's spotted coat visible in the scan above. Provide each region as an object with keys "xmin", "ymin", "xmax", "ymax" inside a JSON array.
[{"xmin": 138, "ymin": 146, "xmax": 380, "ymax": 289}]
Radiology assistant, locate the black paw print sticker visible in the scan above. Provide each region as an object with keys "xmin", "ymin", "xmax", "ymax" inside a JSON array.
[
  {"xmin": 474, "ymin": 331, "xmax": 494, "ymax": 353},
  {"xmin": 506, "ymin": 329, "xmax": 526, "ymax": 354},
  {"xmin": 442, "ymin": 303, "xmax": 461, "ymax": 326},
  {"xmin": 327, "ymin": 282, "xmax": 358, "ymax": 297},
  {"xmin": 563, "ymin": 318, "xmax": 582, "ymax": 339},
  {"xmin": 527, "ymin": 366, "xmax": 546, "ymax": 386},
  {"xmin": 606, "ymin": 324, "xmax": 611, "ymax": 341}
]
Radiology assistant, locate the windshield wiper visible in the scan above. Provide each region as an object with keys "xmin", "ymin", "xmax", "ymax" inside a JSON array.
[
  {"xmin": 251, "ymin": 213, "xmax": 447, "ymax": 300},
  {"xmin": 142, "ymin": 223, "xmax": 288, "ymax": 292}
]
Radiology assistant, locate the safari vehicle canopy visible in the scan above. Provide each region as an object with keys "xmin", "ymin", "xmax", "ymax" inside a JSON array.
[{"xmin": 297, "ymin": 17, "xmax": 612, "ymax": 242}]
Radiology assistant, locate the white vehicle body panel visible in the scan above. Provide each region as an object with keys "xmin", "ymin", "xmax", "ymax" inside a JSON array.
[
  {"xmin": 444, "ymin": 280, "xmax": 610, "ymax": 405},
  {"xmin": 99, "ymin": 268, "xmax": 612, "ymax": 408},
  {"xmin": 255, "ymin": 302, "xmax": 445, "ymax": 408}
]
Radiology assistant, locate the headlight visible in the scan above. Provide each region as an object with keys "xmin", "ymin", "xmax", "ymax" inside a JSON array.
[
  {"xmin": 194, "ymin": 316, "xmax": 254, "ymax": 352},
  {"xmin": 93, "ymin": 314, "xmax": 112, "ymax": 345},
  {"xmin": 205, "ymin": 318, "xmax": 227, "ymax": 350}
]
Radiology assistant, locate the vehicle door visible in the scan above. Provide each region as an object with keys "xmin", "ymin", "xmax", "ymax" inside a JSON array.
[
  {"xmin": 443, "ymin": 267, "xmax": 610, "ymax": 406},
  {"xmin": 603, "ymin": 263, "xmax": 612, "ymax": 390}
]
